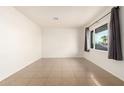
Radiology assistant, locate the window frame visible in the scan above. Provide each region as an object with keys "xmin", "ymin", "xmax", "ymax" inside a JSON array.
[{"xmin": 90, "ymin": 30, "xmax": 94, "ymax": 49}]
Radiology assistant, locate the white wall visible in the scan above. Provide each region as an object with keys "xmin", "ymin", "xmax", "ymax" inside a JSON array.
[
  {"xmin": 82, "ymin": 6, "xmax": 124, "ymax": 81},
  {"xmin": 0, "ymin": 7, "xmax": 42, "ymax": 81},
  {"xmin": 42, "ymin": 28, "xmax": 83, "ymax": 58}
]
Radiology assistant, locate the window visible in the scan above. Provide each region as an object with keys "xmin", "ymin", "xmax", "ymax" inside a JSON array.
[
  {"xmin": 87, "ymin": 30, "xmax": 90, "ymax": 50},
  {"xmin": 95, "ymin": 23, "xmax": 108, "ymax": 51},
  {"xmin": 90, "ymin": 30, "xmax": 94, "ymax": 48}
]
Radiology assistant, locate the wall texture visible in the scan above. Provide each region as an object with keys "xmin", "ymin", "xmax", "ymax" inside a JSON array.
[
  {"xmin": 0, "ymin": 7, "xmax": 42, "ymax": 81},
  {"xmin": 42, "ymin": 28, "xmax": 83, "ymax": 58},
  {"xmin": 82, "ymin": 7, "xmax": 124, "ymax": 81}
]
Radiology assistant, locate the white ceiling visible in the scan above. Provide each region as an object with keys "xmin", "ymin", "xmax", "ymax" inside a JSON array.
[{"xmin": 15, "ymin": 6, "xmax": 109, "ymax": 28}]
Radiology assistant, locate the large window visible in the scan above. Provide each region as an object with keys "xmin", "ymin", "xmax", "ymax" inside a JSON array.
[{"xmin": 95, "ymin": 24, "xmax": 108, "ymax": 51}]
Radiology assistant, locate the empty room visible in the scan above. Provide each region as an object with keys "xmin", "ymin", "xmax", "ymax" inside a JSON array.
[{"xmin": 0, "ymin": 6, "xmax": 124, "ymax": 86}]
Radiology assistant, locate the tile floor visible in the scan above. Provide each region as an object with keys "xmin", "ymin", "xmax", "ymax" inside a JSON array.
[{"xmin": 0, "ymin": 58, "xmax": 124, "ymax": 86}]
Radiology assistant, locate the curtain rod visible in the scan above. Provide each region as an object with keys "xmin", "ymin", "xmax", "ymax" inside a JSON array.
[
  {"xmin": 88, "ymin": 11, "xmax": 111, "ymax": 28},
  {"xmin": 88, "ymin": 6, "xmax": 119, "ymax": 28}
]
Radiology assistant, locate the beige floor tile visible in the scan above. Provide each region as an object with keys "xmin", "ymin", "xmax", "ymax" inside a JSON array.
[{"xmin": 0, "ymin": 58, "xmax": 124, "ymax": 86}]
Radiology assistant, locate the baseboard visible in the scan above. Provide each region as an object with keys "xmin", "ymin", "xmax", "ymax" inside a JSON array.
[
  {"xmin": 82, "ymin": 57, "xmax": 124, "ymax": 82},
  {"xmin": 0, "ymin": 57, "xmax": 42, "ymax": 82}
]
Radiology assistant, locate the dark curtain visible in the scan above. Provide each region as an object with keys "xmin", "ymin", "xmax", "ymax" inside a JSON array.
[
  {"xmin": 90, "ymin": 31, "xmax": 94, "ymax": 49},
  {"xmin": 84, "ymin": 27, "xmax": 89, "ymax": 52},
  {"xmin": 108, "ymin": 7, "xmax": 123, "ymax": 60}
]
